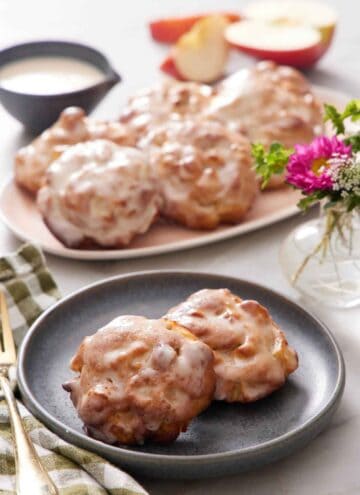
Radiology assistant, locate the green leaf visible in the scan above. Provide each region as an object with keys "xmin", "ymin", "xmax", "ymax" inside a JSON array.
[
  {"xmin": 324, "ymin": 99, "xmax": 360, "ymax": 135},
  {"xmin": 344, "ymin": 132, "xmax": 360, "ymax": 153},
  {"xmin": 251, "ymin": 142, "xmax": 292, "ymax": 189},
  {"xmin": 342, "ymin": 99, "xmax": 360, "ymax": 121},
  {"xmin": 297, "ymin": 190, "xmax": 328, "ymax": 211},
  {"xmin": 324, "ymin": 103, "xmax": 344, "ymax": 134}
]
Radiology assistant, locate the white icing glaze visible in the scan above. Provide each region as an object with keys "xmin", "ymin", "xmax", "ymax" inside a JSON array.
[
  {"xmin": 165, "ymin": 289, "xmax": 298, "ymax": 403},
  {"xmin": 206, "ymin": 61, "xmax": 323, "ymax": 150},
  {"xmin": 150, "ymin": 343, "xmax": 176, "ymax": 370},
  {"xmin": 37, "ymin": 139, "xmax": 160, "ymax": 248},
  {"xmin": 15, "ymin": 106, "xmax": 135, "ymax": 194},
  {"xmin": 139, "ymin": 118, "xmax": 258, "ymax": 229},
  {"xmin": 119, "ymin": 79, "xmax": 213, "ymax": 140},
  {"xmin": 63, "ymin": 315, "xmax": 215, "ymax": 445},
  {"xmin": 103, "ymin": 341, "xmax": 147, "ymax": 366}
]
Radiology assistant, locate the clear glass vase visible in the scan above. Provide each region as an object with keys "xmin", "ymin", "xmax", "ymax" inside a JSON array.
[{"xmin": 280, "ymin": 207, "xmax": 360, "ymax": 308}]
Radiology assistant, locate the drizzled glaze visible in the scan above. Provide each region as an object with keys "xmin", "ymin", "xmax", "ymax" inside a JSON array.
[
  {"xmin": 205, "ymin": 61, "xmax": 323, "ymax": 188},
  {"xmin": 37, "ymin": 139, "xmax": 160, "ymax": 248},
  {"xmin": 15, "ymin": 107, "xmax": 136, "ymax": 194},
  {"xmin": 139, "ymin": 117, "xmax": 258, "ymax": 229},
  {"xmin": 165, "ymin": 288, "xmax": 298, "ymax": 403},
  {"xmin": 207, "ymin": 61, "xmax": 322, "ymax": 147},
  {"xmin": 63, "ymin": 315, "xmax": 215, "ymax": 445},
  {"xmin": 119, "ymin": 79, "xmax": 213, "ymax": 141}
]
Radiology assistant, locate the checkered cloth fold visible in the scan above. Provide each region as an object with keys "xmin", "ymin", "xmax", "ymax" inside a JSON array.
[{"xmin": 0, "ymin": 243, "xmax": 148, "ymax": 495}]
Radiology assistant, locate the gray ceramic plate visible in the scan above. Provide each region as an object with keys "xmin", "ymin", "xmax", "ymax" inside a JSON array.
[{"xmin": 18, "ymin": 271, "xmax": 345, "ymax": 480}]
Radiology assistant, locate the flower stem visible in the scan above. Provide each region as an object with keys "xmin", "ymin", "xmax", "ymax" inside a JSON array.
[{"xmin": 291, "ymin": 208, "xmax": 344, "ymax": 285}]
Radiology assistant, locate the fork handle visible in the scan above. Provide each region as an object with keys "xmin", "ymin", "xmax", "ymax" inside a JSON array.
[{"xmin": 0, "ymin": 374, "xmax": 58, "ymax": 495}]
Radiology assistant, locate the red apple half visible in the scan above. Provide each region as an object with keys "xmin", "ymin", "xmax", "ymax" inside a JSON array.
[
  {"xmin": 244, "ymin": 1, "xmax": 337, "ymax": 55},
  {"xmin": 225, "ymin": 20, "xmax": 324, "ymax": 68}
]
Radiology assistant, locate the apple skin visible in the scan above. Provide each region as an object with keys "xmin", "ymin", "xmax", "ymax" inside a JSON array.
[
  {"xmin": 151, "ymin": 15, "xmax": 206, "ymax": 44},
  {"xmin": 160, "ymin": 55, "xmax": 184, "ymax": 80},
  {"xmin": 229, "ymin": 40, "xmax": 325, "ymax": 68},
  {"xmin": 150, "ymin": 13, "xmax": 241, "ymax": 43}
]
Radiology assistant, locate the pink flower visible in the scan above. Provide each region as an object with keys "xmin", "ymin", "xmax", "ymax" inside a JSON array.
[{"xmin": 286, "ymin": 136, "xmax": 352, "ymax": 194}]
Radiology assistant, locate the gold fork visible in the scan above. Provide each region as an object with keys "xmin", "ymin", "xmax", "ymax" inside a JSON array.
[{"xmin": 0, "ymin": 290, "xmax": 58, "ymax": 495}]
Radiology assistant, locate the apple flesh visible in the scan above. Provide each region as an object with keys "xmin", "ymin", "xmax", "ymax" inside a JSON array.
[
  {"xmin": 243, "ymin": 1, "xmax": 337, "ymax": 61},
  {"xmin": 226, "ymin": 20, "xmax": 324, "ymax": 68},
  {"xmin": 164, "ymin": 15, "xmax": 229, "ymax": 83},
  {"xmin": 150, "ymin": 13, "xmax": 241, "ymax": 43}
]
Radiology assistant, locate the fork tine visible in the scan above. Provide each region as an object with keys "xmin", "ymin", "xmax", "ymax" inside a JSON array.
[{"xmin": 0, "ymin": 290, "xmax": 16, "ymax": 364}]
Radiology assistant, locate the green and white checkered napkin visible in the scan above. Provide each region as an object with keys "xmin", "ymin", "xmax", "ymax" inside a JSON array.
[{"xmin": 0, "ymin": 243, "xmax": 148, "ymax": 495}]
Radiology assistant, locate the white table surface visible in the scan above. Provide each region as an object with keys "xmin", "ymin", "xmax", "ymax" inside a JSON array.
[{"xmin": 0, "ymin": 1, "xmax": 359, "ymax": 493}]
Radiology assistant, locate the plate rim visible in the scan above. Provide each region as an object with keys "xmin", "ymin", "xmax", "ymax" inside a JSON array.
[{"xmin": 17, "ymin": 270, "xmax": 346, "ymax": 465}]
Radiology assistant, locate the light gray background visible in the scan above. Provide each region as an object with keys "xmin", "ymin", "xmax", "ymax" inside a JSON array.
[{"xmin": 0, "ymin": 1, "xmax": 359, "ymax": 493}]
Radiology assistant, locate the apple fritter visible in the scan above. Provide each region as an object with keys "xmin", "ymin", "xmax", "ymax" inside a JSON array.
[
  {"xmin": 165, "ymin": 288, "xmax": 298, "ymax": 403},
  {"xmin": 63, "ymin": 315, "xmax": 215, "ymax": 445}
]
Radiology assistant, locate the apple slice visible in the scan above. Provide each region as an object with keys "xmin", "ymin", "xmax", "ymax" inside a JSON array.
[
  {"xmin": 225, "ymin": 20, "xmax": 323, "ymax": 68},
  {"xmin": 244, "ymin": 1, "xmax": 337, "ymax": 57},
  {"xmin": 149, "ymin": 13, "xmax": 241, "ymax": 43},
  {"xmin": 171, "ymin": 15, "xmax": 229, "ymax": 83}
]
